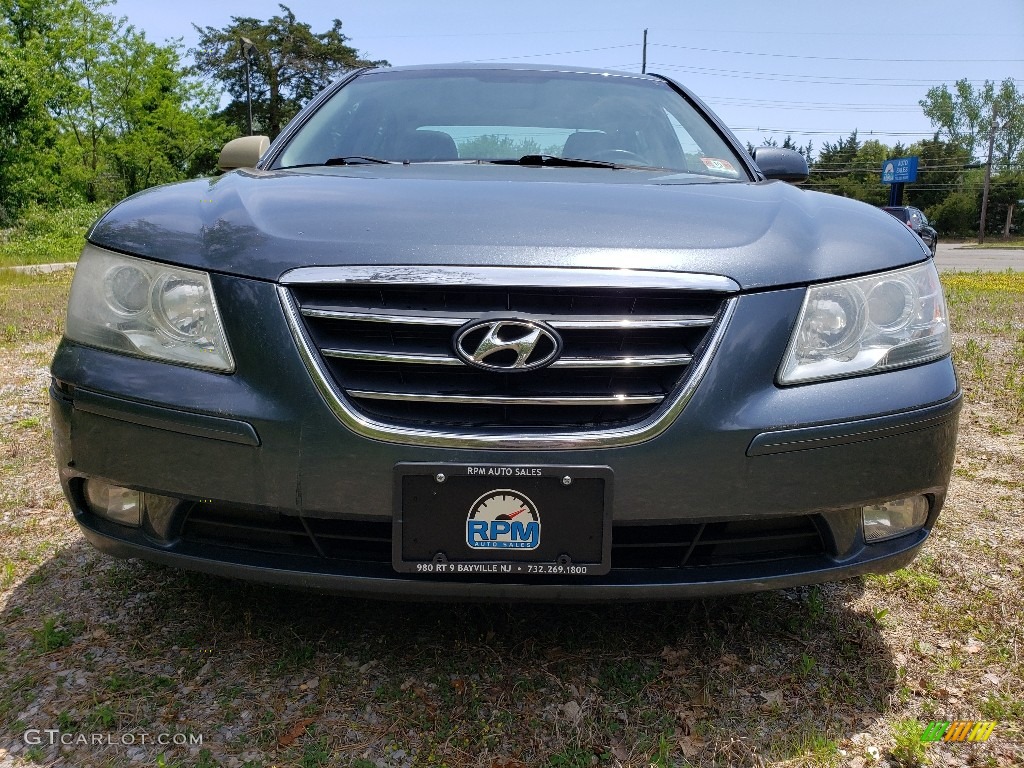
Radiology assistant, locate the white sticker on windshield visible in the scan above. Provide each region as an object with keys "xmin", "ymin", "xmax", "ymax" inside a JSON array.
[{"xmin": 700, "ymin": 157, "xmax": 739, "ymax": 175}]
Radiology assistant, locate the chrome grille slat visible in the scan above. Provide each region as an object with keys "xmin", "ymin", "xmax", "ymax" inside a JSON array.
[
  {"xmin": 282, "ymin": 265, "xmax": 742, "ymax": 293},
  {"xmin": 323, "ymin": 349, "xmax": 464, "ymax": 366},
  {"xmin": 346, "ymin": 390, "xmax": 666, "ymax": 406},
  {"xmin": 550, "ymin": 317, "xmax": 713, "ymax": 330},
  {"xmin": 302, "ymin": 307, "xmax": 467, "ymax": 326},
  {"xmin": 302, "ymin": 306, "xmax": 716, "ymax": 330},
  {"xmin": 279, "ymin": 266, "xmax": 736, "ymax": 448},
  {"xmin": 321, "ymin": 348, "xmax": 694, "ymax": 368}
]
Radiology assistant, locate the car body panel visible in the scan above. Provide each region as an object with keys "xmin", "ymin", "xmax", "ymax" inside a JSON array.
[
  {"xmin": 89, "ymin": 166, "xmax": 930, "ymax": 291},
  {"xmin": 54, "ymin": 64, "xmax": 958, "ymax": 600}
]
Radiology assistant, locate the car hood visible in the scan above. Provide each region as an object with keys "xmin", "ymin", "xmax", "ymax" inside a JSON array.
[{"xmin": 88, "ymin": 164, "xmax": 929, "ymax": 291}]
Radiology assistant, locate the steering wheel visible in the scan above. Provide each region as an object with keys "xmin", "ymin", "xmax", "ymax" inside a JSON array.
[{"xmin": 588, "ymin": 149, "xmax": 647, "ymax": 164}]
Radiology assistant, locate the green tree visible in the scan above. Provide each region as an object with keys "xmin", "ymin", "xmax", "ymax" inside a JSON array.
[
  {"xmin": 0, "ymin": 45, "xmax": 36, "ymax": 219},
  {"xmin": 191, "ymin": 4, "xmax": 387, "ymax": 138},
  {"xmin": 96, "ymin": 28, "xmax": 231, "ymax": 196},
  {"xmin": 807, "ymin": 131, "xmax": 890, "ymax": 205},
  {"xmin": 983, "ymin": 170, "xmax": 1024, "ymax": 236},
  {"xmin": 927, "ymin": 188, "xmax": 978, "ymax": 236},
  {"xmin": 920, "ymin": 77, "xmax": 1023, "ymax": 166},
  {"xmin": 902, "ymin": 134, "xmax": 972, "ymax": 213},
  {"xmin": 1, "ymin": 0, "xmax": 228, "ymax": 204}
]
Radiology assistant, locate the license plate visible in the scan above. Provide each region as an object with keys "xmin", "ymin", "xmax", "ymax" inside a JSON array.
[{"xmin": 393, "ymin": 464, "xmax": 612, "ymax": 576}]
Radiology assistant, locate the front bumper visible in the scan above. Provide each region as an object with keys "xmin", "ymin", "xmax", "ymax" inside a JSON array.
[{"xmin": 50, "ymin": 275, "xmax": 961, "ymax": 600}]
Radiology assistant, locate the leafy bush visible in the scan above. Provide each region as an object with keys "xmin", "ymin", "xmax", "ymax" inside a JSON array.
[
  {"xmin": 0, "ymin": 202, "xmax": 106, "ymax": 267},
  {"xmin": 928, "ymin": 190, "xmax": 978, "ymax": 236}
]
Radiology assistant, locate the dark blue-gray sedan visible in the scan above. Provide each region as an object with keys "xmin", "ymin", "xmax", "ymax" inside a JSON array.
[{"xmin": 50, "ymin": 65, "xmax": 960, "ymax": 600}]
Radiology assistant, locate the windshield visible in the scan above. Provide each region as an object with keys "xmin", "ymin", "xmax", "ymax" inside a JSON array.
[{"xmin": 274, "ymin": 69, "xmax": 748, "ymax": 179}]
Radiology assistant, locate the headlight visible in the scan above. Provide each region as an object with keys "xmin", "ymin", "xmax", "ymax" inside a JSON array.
[
  {"xmin": 66, "ymin": 245, "xmax": 234, "ymax": 372},
  {"xmin": 778, "ymin": 261, "xmax": 950, "ymax": 385}
]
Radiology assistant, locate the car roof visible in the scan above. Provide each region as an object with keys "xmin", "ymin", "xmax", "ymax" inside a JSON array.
[{"xmin": 360, "ymin": 63, "xmax": 660, "ymax": 81}]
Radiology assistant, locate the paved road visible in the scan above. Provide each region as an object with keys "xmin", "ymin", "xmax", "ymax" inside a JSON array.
[{"xmin": 934, "ymin": 243, "xmax": 1023, "ymax": 272}]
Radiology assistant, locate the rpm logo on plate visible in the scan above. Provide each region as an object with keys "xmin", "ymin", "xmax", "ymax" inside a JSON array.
[{"xmin": 466, "ymin": 490, "xmax": 541, "ymax": 550}]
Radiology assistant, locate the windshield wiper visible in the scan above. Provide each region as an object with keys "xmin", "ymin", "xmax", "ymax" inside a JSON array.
[
  {"xmin": 489, "ymin": 154, "xmax": 672, "ymax": 172},
  {"xmin": 277, "ymin": 156, "xmax": 395, "ymax": 170},
  {"xmin": 323, "ymin": 156, "xmax": 394, "ymax": 165},
  {"xmin": 489, "ymin": 154, "xmax": 619, "ymax": 169}
]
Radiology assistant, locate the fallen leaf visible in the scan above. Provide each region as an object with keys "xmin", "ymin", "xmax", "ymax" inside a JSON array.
[
  {"xmin": 759, "ymin": 689, "xmax": 787, "ymax": 710},
  {"xmin": 277, "ymin": 717, "xmax": 315, "ymax": 747},
  {"xmin": 965, "ymin": 640, "xmax": 984, "ymax": 654},
  {"xmin": 610, "ymin": 741, "xmax": 628, "ymax": 762},
  {"xmin": 680, "ymin": 736, "xmax": 704, "ymax": 758},
  {"xmin": 661, "ymin": 645, "xmax": 690, "ymax": 664},
  {"xmin": 717, "ymin": 653, "xmax": 740, "ymax": 671},
  {"xmin": 490, "ymin": 758, "xmax": 527, "ymax": 768}
]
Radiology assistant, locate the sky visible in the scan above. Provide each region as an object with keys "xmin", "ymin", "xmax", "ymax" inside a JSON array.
[{"xmin": 110, "ymin": 0, "xmax": 1024, "ymax": 158}]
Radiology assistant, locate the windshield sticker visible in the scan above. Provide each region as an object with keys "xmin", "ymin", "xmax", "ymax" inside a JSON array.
[{"xmin": 700, "ymin": 157, "xmax": 739, "ymax": 175}]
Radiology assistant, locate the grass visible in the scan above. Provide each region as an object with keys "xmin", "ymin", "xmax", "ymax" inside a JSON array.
[
  {"xmin": 30, "ymin": 616, "xmax": 83, "ymax": 653},
  {"xmin": 0, "ymin": 268, "xmax": 1021, "ymax": 766},
  {"xmin": 956, "ymin": 239, "xmax": 1024, "ymax": 250},
  {"xmin": 0, "ymin": 202, "xmax": 105, "ymax": 268},
  {"xmin": 0, "ymin": 269, "xmax": 74, "ymax": 346},
  {"xmin": 944, "ymin": 270, "xmax": 1024, "ymax": 419},
  {"xmin": 890, "ymin": 718, "xmax": 928, "ymax": 767}
]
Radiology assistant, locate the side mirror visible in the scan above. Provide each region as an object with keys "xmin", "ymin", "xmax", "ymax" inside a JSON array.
[
  {"xmin": 218, "ymin": 135, "xmax": 270, "ymax": 171},
  {"xmin": 752, "ymin": 147, "xmax": 809, "ymax": 183}
]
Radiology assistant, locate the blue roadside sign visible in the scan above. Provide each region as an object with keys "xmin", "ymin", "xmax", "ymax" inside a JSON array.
[{"xmin": 882, "ymin": 156, "xmax": 919, "ymax": 184}]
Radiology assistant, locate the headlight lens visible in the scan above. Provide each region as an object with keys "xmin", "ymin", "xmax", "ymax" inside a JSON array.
[
  {"xmin": 66, "ymin": 245, "xmax": 234, "ymax": 372},
  {"xmin": 778, "ymin": 261, "xmax": 950, "ymax": 384}
]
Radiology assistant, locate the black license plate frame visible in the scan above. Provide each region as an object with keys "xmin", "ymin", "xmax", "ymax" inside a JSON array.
[{"xmin": 393, "ymin": 463, "xmax": 613, "ymax": 576}]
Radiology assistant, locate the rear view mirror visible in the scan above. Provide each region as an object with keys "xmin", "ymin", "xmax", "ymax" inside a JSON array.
[
  {"xmin": 218, "ymin": 136, "xmax": 270, "ymax": 171},
  {"xmin": 752, "ymin": 147, "xmax": 809, "ymax": 183}
]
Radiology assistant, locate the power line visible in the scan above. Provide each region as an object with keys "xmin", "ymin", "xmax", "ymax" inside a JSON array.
[
  {"xmin": 464, "ymin": 44, "xmax": 639, "ymax": 62},
  {"xmin": 651, "ymin": 63, "xmax": 1001, "ymax": 87},
  {"xmin": 737, "ymin": 127, "xmax": 937, "ymax": 136},
  {"xmin": 713, "ymin": 99, "xmax": 919, "ymax": 113},
  {"xmin": 649, "ymin": 43, "xmax": 1024, "ymax": 64},
  {"xmin": 649, "ymin": 27, "xmax": 1024, "ymax": 39},
  {"xmin": 715, "ymin": 97, "xmax": 920, "ymax": 108}
]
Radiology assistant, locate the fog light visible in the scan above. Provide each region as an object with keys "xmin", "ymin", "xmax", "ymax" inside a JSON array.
[
  {"xmin": 862, "ymin": 496, "xmax": 929, "ymax": 542},
  {"xmin": 84, "ymin": 480, "xmax": 142, "ymax": 527}
]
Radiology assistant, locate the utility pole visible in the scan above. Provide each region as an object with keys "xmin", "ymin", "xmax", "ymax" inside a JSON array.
[
  {"xmin": 241, "ymin": 36, "xmax": 256, "ymax": 136},
  {"xmin": 978, "ymin": 106, "xmax": 998, "ymax": 245},
  {"xmin": 642, "ymin": 29, "xmax": 647, "ymax": 74}
]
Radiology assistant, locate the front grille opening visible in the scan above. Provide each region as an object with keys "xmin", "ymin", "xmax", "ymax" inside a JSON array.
[
  {"xmin": 180, "ymin": 505, "xmax": 826, "ymax": 574},
  {"xmin": 288, "ymin": 280, "xmax": 728, "ymax": 432},
  {"xmin": 611, "ymin": 516, "xmax": 826, "ymax": 569},
  {"xmin": 180, "ymin": 505, "xmax": 391, "ymax": 563},
  {"xmin": 180, "ymin": 505, "xmax": 318, "ymax": 558}
]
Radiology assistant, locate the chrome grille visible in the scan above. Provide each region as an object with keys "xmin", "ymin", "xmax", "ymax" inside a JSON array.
[{"xmin": 279, "ymin": 266, "xmax": 737, "ymax": 448}]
